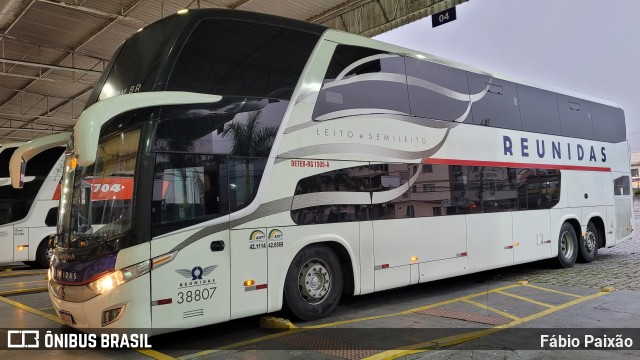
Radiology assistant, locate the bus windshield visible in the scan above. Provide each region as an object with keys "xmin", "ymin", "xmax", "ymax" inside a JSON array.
[{"xmin": 58, "ymin": 129, "xmax": 140, "ymax": 248}]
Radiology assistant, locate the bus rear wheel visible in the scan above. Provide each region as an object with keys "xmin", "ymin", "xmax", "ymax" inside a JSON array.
[
  {"xmin": 557, "ymin": 222, "xmax": 578, "ymax": 268},
  {"xmin": 578, "ymin": 222, "xmax": 599, "ymax": 263},
  {"xmin": 284, "ymin": 244, "xmax": 343, "ymax": 321}
]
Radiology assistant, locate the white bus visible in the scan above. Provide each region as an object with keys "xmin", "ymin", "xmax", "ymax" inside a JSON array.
[
  {"xmin": 47, "ymin": 9, "xmax": 632, "ymax": 332},
  {"xmin": 0, "ymin": 133, "xmax": 68, "ymax": 267}
]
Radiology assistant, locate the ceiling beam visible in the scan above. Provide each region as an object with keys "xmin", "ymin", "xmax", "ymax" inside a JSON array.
[
  {"xmin": 0, "ymin": 58, "xmax": 102, "ymax": 74},
  {"xmin": 37, "ymin": 0, "xmax": 147, "ymax": 27},
  {"xmin": 0, "ymin": 70, "xmax": 94, "ymax": 84},
  {"xmin": 0, "ymin": 33, "xmax": 111, "ymax": 63},
  {"xmin": 0, "ymin": 112, "xmax": 74, "ymax": 124},
  {"xmin": 5, "ymin": 87, "xmax": 92, "ymax": 137},
  {"xmin": 0, "ymin": 0, "xmax": 36, "ymax": 36}
]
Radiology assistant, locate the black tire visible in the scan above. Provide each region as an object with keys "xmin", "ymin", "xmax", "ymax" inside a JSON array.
[
  {"xmin": 578, "ymin": 222, "xmax": 599, "ymax": 263},
  {"xmin": 557, "ymin": 222, "xmax": 578, "ymax": 268},
  {"xmin": 35, "ymin": 239, "xmax": 53, "ymax": 268},
  {"xmin": 283, "ymin": 245, "xmax": 343, "ymax": 321}
]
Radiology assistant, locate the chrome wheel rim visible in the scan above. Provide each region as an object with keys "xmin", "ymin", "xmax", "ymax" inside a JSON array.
[
  {"xmin": 560, "ymin": 230, "xmax": 575, "ymax": 259},
  {"xmin": 44, "ymin": 247, "xmax": 54, "ymax": 263},
  {"xmin": 298, "ymin": 258, "xmax": 331, "ymax": 304}
]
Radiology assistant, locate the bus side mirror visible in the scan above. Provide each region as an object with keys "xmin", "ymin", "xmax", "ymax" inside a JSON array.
[{"xmin": 18, "ymin": 159, "xmax": 26, "ymax": 188}]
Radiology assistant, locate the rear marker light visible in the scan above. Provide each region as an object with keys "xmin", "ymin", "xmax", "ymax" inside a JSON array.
[
  {"xmin": 410, "ymin": 256, "xmax": 419, "ymax": 262},
  {"xmin": 244, "ymin": 279, "xmax": 255, "ymax": 287},
  {"xmin": 16, "ymin": 245, "xmax": 27, "ymax": 251}
]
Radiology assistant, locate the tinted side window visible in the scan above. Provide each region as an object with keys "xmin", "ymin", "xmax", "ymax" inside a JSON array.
[
  {"xmin": 168, "ymin": 19, "xmax": 319, "ymax": 100},
  {"xmin": 290, "ymin": 162, "xmax": 562, "ymax": 224},
  {"xmin": 465, "ymin": 166, "xmax": 518, "ymax": 213},
  {"xmin": 95, "ymin": 15, "xmax": 188, "ymax": 103},
  {"xmin": 591, "ymin": 102, "xmax": 626, "ymax": 143},
  {"xmin": 405, "ymin": 57, "xmax": 470, "ymax": 121},
  {"xmin": 0, "ymin": 147, "xmax": 17, "ymax": 177},
  {"xmin": 153, "ymin": 99, "xmax": 288, "ymax": 157},
  {"xmin": 291, "ymin": 165, "xmax": 371, "ymax": 225},
  {"xmin": 25, "ymin": 147, "xmax": 65, "ymax": 177},
  {"xmin": 0, "ymin": 145, "xmax": 57, "ymax": 224},
  {"xmin": 295, "ymin": 167, "xmax": 370, "ymax": 195},
  {"xmin": 313, "ymin": 45, "xmax": 410, "ymax": 120},
  {"xmin": 152, "ymin": 153, "xmax": 229, "ymax": 237},
  {"xmin": 558, "ymin": 95, "xmax": 594, "ymax": 140},
  {"xmin": 518, "ymin": 85, "xmax": 562, "ymax": 136},
  {"xmin": 467, "ymin": 73, "xmax": 521, "ymax": 130},
  {"xmin": 613, "ymin": 176, "xmax": 631, "ymax": 196},
  {"xmin": 45, "ymin": 207, "xmax": 58, "ymax": 227},
  {"xmin": 516, "ymin": 169, "xmax": 561, "ymax": 209}
]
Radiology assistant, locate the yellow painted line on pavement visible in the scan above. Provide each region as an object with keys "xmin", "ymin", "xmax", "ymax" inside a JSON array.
[
  {"xmin": 0, "ymin": 287, "xmax": 48, "ymax": 296},
  {"xmin": 493, "ymin": 290, "xmax": 554, "ymax": 308},
  {"xmin": 462, "ymin": 298, "xmax": 521, "ymax": 322},
  {"xmin": 0, "ymin": 295, "xmax": 63, "ymax": 323},
  {"xmin": 0, "ymin": 295, "xmax": 177, "ymax": 360},
  {"xmin": 137, "ymin": 350, "xmax": 179, "ymax": 360},
  {"xmin": 0, "ymin": 279, "xmax": 47, "ymax": 287},
  {"xmin": 178, "ymin": 283, "xmax": 523, "ymax": 359},
  {"xmin": 0, "ymin": 270, "xmax": 46, "ymax": 278},
  {"xmin": 39, "ymin": 306, "xmax": 54, "ymax": 311},
  {"xmin": 363, "ymin": 290, "xmax": 610, "ymax": 360},
  {"xmin": 523, "ymin": 283, "xmax": 582, "ymax": 298},
  {"xmin": 398, "ymin": 284, "xmax": 520, "ymax": 315}
]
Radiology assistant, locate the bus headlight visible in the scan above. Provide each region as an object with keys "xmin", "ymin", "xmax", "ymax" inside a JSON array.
[{"xmin": 88, "ymin": 260, "xmax": 150, "ymax": 295}]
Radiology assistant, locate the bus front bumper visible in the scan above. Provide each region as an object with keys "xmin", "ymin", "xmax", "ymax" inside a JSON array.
[{"xmin": 48, "ymin": 273, "xmax": 151, "ymax": 330}]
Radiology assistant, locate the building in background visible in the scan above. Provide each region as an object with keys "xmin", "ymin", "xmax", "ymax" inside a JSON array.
[{"xmin": 631, "ymin": 152, "xmax": 640, "ymax": 190}]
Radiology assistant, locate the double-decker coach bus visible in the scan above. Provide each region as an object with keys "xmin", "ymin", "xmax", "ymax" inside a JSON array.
[
  {"xmin": 49, "ymin": 9, "xmax": 632, "ymax": 332},
  {"xmin": 0, "ymin": 133, "xmax": 68, "ymax": 267}
]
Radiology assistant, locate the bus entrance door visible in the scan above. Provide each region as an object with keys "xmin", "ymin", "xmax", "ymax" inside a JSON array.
[
  {"xmin": 151, "ymin": 229, "xmax": 231, "ymax": 329},
  {"xmin": 0, "ymin": 224, "xmax": 13, "ymax": 263}
]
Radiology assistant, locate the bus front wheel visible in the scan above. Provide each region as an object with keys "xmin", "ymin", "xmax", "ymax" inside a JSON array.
[
  {"xmin": 284, "ymin": 244, "xmax": 343, "ymax": 321},
  {"xmin": 35, "ymin": 238, "xmax": 53, "ymax": 268},
  {"xmin": 557, "ymin": 222, "xmax": 578, "ymax": 268},
  {"xmin": 578, "ymin": 222, "xmax": 599, "ymax": 263}
]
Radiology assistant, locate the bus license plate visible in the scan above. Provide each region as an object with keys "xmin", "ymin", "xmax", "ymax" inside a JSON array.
[{"xmin": 59, "ymin": 310, "xmax": 75, "ymax": 325}]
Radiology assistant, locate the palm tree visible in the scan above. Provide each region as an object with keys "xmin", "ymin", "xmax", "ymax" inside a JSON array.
[
  {"xmin": 221, "ymin": 111, "xmax": 278, "ymax": 207},
  {"xmin": 222, "ymin": 111, "xmax": 278, "ymax": 158}
]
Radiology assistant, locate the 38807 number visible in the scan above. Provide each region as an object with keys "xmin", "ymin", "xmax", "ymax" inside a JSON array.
[{"xmin": 177, "ymin": 287, "xmax": 217, "ymax": 304}]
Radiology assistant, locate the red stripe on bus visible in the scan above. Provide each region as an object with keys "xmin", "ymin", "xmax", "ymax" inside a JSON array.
[
  {"xmin": 422, "ymin": 158, "xmax": 611, "ymax": 172},
  {"xmin": 156, "ymin": 298, "xmax": 172, "ymax": 305},
  {"xmin": 255, "ymin": 284, "xmax": 268, "ymax": 290},
  {"xmin": 52, "ymin": 183, "xmax": 61, "ymax": 200}
]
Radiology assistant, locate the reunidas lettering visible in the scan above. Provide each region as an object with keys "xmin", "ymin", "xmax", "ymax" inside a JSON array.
[{"xmin": 503, "ymin": 135, "xmax": 606, "ymax": 163}]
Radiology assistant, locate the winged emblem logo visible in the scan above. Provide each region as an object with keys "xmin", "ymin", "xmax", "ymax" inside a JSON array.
[{"xmin": 175, "ymin": 265, "xmax": 218, "ymax": 280}]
